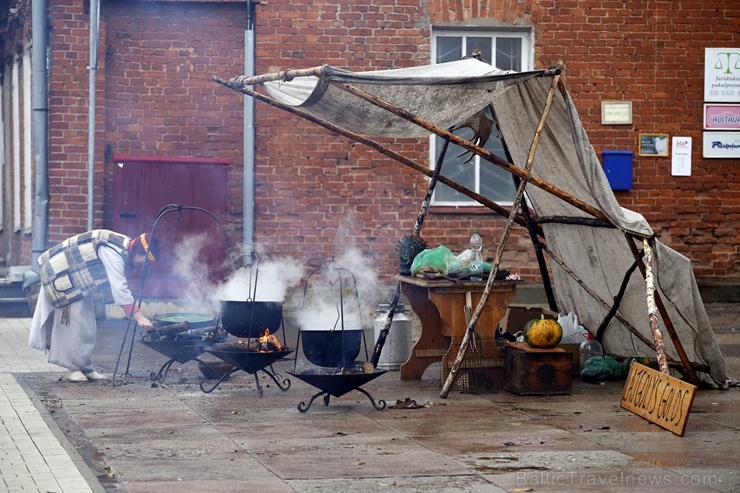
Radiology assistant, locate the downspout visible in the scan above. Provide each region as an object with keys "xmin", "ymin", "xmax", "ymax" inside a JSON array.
[
  {"xmin": 30, "ymin": 0, "xmax": 50, "ymax": 272},
  {"xmin": 87, "ymin": 0, "xmax": 101, "ymax": 230},
  {"xmin": 243, "ymin": 0, "xmax": 256, "ymax": 255}
]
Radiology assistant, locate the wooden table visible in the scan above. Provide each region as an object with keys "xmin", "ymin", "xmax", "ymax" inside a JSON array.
[{"xmin": 396, "ymin": 275, "xmax": 518, "ymax": 380}]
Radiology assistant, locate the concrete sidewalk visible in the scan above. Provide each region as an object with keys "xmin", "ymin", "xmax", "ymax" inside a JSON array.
[
  {"xmin": 0, "ymin": 317, "xmax": 103, "ymax": 493},
  {"xmin": 1, "ymin": 305, "xmax": 740, "ymax": 493}
]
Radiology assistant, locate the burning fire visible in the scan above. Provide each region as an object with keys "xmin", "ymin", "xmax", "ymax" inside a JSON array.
[{"xmin": 259, "ymin": 329, "xmax": 282, "ymax": 352}]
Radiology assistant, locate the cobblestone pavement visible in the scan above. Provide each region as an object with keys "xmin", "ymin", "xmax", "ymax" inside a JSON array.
[{"xmin": 1, "ymin": 303, "xmax": 739, "ymax": 493}]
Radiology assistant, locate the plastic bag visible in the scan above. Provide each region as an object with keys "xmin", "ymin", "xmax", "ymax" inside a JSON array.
[
  {"xmin": 447, "ymin": 249, "xmax": 492, "ymax": 278},
  {"xmin": 558, "ymin": 311, "xmax": 590, "ymax": 344},
  {"xmin": 410, "ymin": 246, "xmax": 455, "ymax": 276},
  {"xmin": 580, "ymin": 355, "xmax": 623, "ymax": 382}
]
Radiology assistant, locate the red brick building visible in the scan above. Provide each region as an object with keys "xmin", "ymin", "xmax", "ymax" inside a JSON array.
[{"xmin": 1, "ymin": 0, "xmax": 738, "ymax": 299}]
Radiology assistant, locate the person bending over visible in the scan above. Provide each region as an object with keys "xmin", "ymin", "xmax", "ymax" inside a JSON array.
[{"xmin": 29, "ymin": 230, "xmax": 160, "ymax": 382}]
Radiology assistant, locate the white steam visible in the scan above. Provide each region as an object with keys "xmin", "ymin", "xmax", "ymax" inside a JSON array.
[
  {"xmin": 159, "ymin": 229, "xmax": 392, "ymax": 332},
  {"xmin": 295, "ymin": 245, "xmax": 386, "ymax": 331}
]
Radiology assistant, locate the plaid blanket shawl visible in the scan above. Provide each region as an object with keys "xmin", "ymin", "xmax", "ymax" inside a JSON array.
[{"xmin": 38, "ymin": 230, "xmax": 130, "ymax": 309}]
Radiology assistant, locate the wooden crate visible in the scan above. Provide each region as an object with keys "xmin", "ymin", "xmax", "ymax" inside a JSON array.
[{"xmin": 504, "ymin": 342, "xmax": 572, "ymax": 395}]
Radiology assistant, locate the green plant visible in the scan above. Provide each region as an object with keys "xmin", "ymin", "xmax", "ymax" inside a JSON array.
[{"xmin": 395, "ymin": 234, "xmax": 429, "ymax": 265}]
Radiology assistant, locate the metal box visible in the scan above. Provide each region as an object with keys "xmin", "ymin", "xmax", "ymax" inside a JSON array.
[{"xmin": 602, "ymin": 150, "xmax": 633, "ymax": 191}]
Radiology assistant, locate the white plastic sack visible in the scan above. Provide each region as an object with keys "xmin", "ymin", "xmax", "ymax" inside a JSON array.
[{"xmin": 558, "ymin": 311, "xmax": 590, "ymax": 344}]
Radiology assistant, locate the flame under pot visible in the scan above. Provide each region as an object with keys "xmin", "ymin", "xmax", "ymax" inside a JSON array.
[
  {"xmin": 301, "ymin": 329, "xmax": 362, "ymax": 368},
  {"xmin": 219, "ymin": 300, "xmax": 283, "ymax": 339}
]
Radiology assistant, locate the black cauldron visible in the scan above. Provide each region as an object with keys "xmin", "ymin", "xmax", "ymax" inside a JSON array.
[
  {"xmin": 219, "ymin": 300, "xmax": 283, "ymax": 339},
  {"xmin": 301, "ymin": 329, "xmax": 362, "ymax": 368}
]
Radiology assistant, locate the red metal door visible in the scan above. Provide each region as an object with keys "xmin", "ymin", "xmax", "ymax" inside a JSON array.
[{"xmin": 112, "ymin": 155, "xmax": 231, "ymax": 299}]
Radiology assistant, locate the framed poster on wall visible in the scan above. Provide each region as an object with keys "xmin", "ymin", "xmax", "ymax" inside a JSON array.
[{"xmin": 638, "ymin": 134, "xmax": 669, "ymax": 157}]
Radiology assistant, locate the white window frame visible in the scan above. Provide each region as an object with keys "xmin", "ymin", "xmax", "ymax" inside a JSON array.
[{"xmin": 430, "ymin": 28, "xmax": 534, "ymax": 207}]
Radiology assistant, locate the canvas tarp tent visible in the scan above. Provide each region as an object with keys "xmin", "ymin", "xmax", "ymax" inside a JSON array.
[{"xmin": 219, "ymin": 58, "xmax": 729, "ymax": 388}]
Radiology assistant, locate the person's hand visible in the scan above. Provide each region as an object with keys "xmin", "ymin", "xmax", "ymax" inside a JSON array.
[{"xmin": 134, "ymin": 313, "xmax": 154, "ymax": 329}]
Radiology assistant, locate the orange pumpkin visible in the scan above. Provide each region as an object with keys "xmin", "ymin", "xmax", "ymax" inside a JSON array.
[{"xmin": 523, "ymin": 318, "xmax": 563, "ymax": 348}]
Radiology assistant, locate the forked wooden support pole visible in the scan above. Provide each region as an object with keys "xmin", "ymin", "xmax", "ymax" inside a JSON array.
[
  {"xmin": 625, "ymin": 234, "xmax": 699, "ymax": 386},
  {"xmin": 643, "ymin": 239, "xmax": 669, "ymax": 374}
]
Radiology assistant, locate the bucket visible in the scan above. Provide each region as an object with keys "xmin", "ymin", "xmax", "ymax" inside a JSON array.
[{"xmin": 373, "ymin": 304, "xmax": 412, "ymax": 370}]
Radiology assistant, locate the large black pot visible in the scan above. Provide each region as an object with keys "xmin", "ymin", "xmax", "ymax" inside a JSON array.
[
  {"xmin": 301, "ymin": 329, "xmax": 362, "ymax": 368},
  {"xmin": 219, "ymin": 300, "xmax": 283, "ymax": 339}
]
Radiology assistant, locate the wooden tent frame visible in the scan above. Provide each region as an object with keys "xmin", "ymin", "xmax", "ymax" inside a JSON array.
[{"xmin": 213, "ymin": 62, "xmax": 701, "ymax": 396}]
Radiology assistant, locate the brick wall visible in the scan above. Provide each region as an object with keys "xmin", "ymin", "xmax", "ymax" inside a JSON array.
[
  {"xmin": 37, "ymin": 0, "xmax": 739, "ymax": 289},
  {"xmin": 253, "ymin": 0, "xmax": 739, "ymax": 284},
  {"xmin": 46, "ymin": 0, "xmax": 247, "ymax": 246},
  {"xmin": 534, "ymin": 1, "xmax": 740, "ymax": 281}
]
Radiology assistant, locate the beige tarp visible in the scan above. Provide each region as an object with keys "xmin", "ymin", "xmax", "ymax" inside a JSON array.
[{"xmin": 248, "ymin": 58, "xmax": 727, "ymax": 387}]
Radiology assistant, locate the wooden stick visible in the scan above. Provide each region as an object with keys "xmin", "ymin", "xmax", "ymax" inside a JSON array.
[
  {"xmin": 536, "ymin": 216, "xmax": 614, "ymax": 228},
  {"xmin": 439, "ymin": 63, "xmax": 564, "ymax": 398},
  {"xmin": 370, "ymin": 138, "xmax": 452, "ymax": 368},
  {"xmin": 624, "ymin": 234, "xmax": 699, "ymax": 385},
  {"xmin": 228, "ymin": 66, "xmax": 325, "ymax": 86},
  {"xmin": 514, "ymin": 175, "xmax": 558, "ymax": 312},
  {"xmin": 212, "ymin": 76, "xmax": 526, "ymax": 227},
  {"xmin": 332, "ymin": 79, "xmax": 611, "ymax": 224},
  {"xmin": 643, "ymin": 239, "xmax": 669, "ymax": 374}
]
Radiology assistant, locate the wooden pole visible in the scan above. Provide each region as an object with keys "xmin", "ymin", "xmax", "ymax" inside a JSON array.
[
  {"xmin": 215, "ymin": 69, "xmax": 705, "ymax": 386},
  {"xmin": 439, "ymin": 63, "xmax": 564, "ymax": 398},
  {"xmin": 217, "ymin": 74, "xmax": 614, "ymax": 234},
  {"xmin": 332, "ymin": 80, "xmax": 611, "ymax": 224},
  {"xmin": 643, "ymin": 239, "xmax": 669, "ymax": 374},
  {"xmin": 212, "ymin": 76, "xmax": 526, "ymax": 227},
  {"xmin": 229, "ymin": 66, "xmax": 325, "ymax": 86},
  {"xmin": 625, "ymin": 234, "xmax": 700, "ymax": 385},
  {"xmin": 514, "ymin": 175, "xmax": 558, "ymax": 312}
]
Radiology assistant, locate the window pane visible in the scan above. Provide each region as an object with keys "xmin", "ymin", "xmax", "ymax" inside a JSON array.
[
  {"xmin": 479, "ymin": 138, "xmax": 517, "ymax": 202},
  {"xmin": 433, "ymin": 132, "xmax": 476, "ymax": 203},
  {"xmin": 437, "ymin": 37, "xmax": 462, "ymax": 64},
  {"xmin": 465, "ymin": 37, "xmax": 492, "ymax": 65},
  {"xmin": 495, "ymin": 37, "xmax": 522, "ymax": 71}
]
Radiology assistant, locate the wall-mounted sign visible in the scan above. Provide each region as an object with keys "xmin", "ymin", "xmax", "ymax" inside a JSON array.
[
  {"xmin": 703, "ymin": 131, "xmax": 740, "ymax": 158},
  {"xmin": 601, "ymin": 101, "xmax": 633, "ymax": 124},
  {"xmin": 671, "ymin": 136, "xmax": 692, "ymax": 176},
  {"xmin": 704, "ymin": 104, "xmax": 740, "ymax": 130},
  {"xmin": 704, "ymin": 48, "xmax": 740, "ymax": 103},
  {"xmin": 638, "ymin": 134, "xmax": 669, "ymax": 157}
]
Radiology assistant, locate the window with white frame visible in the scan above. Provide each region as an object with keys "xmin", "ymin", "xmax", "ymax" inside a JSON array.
[{"xmin": 431, "ymin": 29, "xmax": 533, "ymax": 206}]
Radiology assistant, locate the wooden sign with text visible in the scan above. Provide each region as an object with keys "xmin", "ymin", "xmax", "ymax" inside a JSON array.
[{"xmin": 620, "ymin": 362, "xmax": 697, "ymax": 436}]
